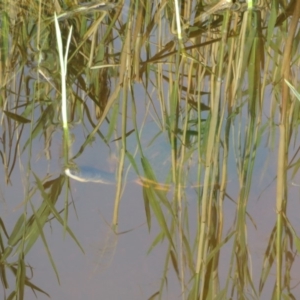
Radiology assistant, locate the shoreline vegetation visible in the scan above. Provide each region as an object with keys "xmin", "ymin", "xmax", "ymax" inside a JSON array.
[{"xmin": 1, "ymin": 0, "xmax": 300, "ymax": 299}]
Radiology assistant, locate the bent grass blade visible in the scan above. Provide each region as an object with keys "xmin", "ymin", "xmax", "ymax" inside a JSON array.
[{"xmin": 285, "ymin": 80, "xmax": 300, "ymax": 100}]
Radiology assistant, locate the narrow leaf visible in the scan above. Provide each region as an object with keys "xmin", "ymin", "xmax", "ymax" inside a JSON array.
[{"xmin": 3, "ymin": 111, "xmax": 31, "ymax": 123}]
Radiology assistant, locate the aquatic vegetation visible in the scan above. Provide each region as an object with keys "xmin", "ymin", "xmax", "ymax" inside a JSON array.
[{"xmin": 0, "ymin": 0, "xmax": 300, "ymax": 299}]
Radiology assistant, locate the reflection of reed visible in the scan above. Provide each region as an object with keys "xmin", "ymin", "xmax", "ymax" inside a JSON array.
[{"xmin": 2, "ymin": 0, "xmax": 300, "ymax": 298}]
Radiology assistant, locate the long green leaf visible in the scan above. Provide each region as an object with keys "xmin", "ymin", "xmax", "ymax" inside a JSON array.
[{"xmin": 3, "ymin": 111, "xmax": 31, "ymax": 123}]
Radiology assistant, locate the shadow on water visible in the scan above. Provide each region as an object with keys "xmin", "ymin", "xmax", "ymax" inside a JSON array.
[{"xmin": 1, "ymin": 0, "xmax": 300, "ymax": 299}]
